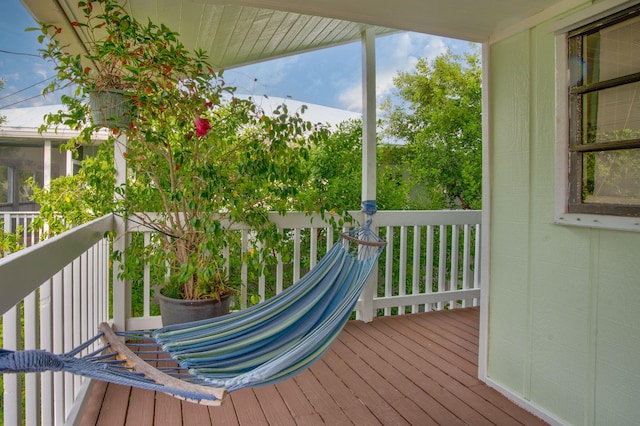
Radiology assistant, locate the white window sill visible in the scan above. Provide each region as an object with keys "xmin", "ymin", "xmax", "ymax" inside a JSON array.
[{"xmin": 555, "ymin": 213, "xmax": 640, "ymax": 232}]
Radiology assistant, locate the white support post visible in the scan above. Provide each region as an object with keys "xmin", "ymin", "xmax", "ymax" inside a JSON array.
[
  {"xmin": 478, "ymin": 41, "xmax": 491, "ymax": 381},
  {"xmin": 361, "ymin": 28, "xmax": 377, "ymax": 205},
  {"xmin": 44, "ymin": 140, "xmax": 52, "ymax": 189},
  {"xmin": 66, "ymin": 149, "xmax": 74, "ymax": 176},
  {"xmin": 112, "ymin": 133, "xmax": 128, "ymax": 330},
  {"xmin": 358, "ymin": 28, "xmax": 378, "ymax": 322}
]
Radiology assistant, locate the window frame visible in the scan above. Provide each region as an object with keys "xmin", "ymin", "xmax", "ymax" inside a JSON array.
[
  {"xmin": 554, "ymin": 0, "xmax": 640, "ymax": 232},
  {"xmin": 0, "ymin": 165, "xmax": 14, "ymax": 206}
]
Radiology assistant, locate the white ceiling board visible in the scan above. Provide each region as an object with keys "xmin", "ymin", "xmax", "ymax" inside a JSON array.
[
  {"xmin": 20, "ymin": 0, "xmax": 579, "ymax": 69},
  {"xmin": 194, "ymin": 0, "xmax": 568, "ymax": 41}
]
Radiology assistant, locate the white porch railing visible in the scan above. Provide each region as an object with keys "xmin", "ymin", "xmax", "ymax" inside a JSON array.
[
  {"xmin": 370, "ymin": 210, "xmax": 481, "ymax": 319},
  {"xmin": 0, "ymin": 210, "xmax": 481, "ymax": 425},
  {"xmin": 0, "ymin": 215, "xmax": 112, "ymax": 426},
  {"xmin": 120, "ymin": 210, "xmax": 481, "ymax": 329},
  {"xmin": 2, "ymin": 211, "xmax": 41, "ymax": 248}
]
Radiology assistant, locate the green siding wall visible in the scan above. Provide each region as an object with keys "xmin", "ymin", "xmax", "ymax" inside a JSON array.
[{"xmin": 488, "ymin": 12, "xmax": 640, "ymax": 426}]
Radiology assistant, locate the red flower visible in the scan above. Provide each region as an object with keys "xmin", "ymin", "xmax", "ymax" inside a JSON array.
[{"xmin": 194, "ymin": 117, "xmax": 211, "ymax": 137}]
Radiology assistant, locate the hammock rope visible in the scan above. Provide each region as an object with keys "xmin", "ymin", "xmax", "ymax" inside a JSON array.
[{"xmin": 0, "ymin": 226, "xmax": 385, "ymax": 405}]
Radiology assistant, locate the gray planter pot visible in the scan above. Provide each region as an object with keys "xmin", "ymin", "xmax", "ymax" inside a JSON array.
[
  {"xmin": 158, "ymin": 292, "xmax": 232, "ymax": 326},
  {"xmin": 89, "ymin": 89, "xmax": 131, "ymax": 129}
]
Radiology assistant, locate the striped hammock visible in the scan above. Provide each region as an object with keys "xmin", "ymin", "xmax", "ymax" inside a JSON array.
[{"xmin": 0, "ymin": 226, "xmax": 385, "ymax": 405}]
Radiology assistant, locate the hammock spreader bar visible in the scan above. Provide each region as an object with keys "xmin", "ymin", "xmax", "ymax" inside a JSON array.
[{"xmin": 0, "ymin": 227, "xmax": 385, "ymax": 406}]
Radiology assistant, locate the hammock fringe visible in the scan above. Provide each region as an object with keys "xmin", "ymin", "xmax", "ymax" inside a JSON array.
[{"xmin": 99, "ymin": 322, "xmax": 227, "ymax": 405}]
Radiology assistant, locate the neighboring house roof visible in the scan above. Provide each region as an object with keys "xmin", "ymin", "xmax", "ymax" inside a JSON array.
[
  {"xmin": 0, "ymin": 99, "xmax": 358, "ymax": 140},
  {"xmin": 243, "ymin": 96, "xmax": 361, "ymax": 127},
  {"xmin": 0, "ymin": 104, "xmax": 100, "ymax": 140},
  {"xmin": 1, "ymin": 104, "xmax": 65, "ymax": 129}
]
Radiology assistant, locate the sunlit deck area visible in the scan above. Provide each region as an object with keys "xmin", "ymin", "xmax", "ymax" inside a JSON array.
[{"xmin": 78, "ymin": 308, "xmax": 545, "ymax": 425}]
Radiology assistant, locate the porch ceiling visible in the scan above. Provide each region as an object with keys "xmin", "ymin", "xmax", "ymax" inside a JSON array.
[{"xmin": 21, "ymin": 0, "xmax": 567, "ymax": 69}]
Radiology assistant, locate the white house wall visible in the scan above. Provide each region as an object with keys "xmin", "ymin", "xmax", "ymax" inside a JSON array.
[{"xmin": 487, "ymin": 2, "xmax": 640, "ymax": 424}]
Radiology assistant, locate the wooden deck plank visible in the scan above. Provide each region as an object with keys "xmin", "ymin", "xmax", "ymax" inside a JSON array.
[
  {"xmin": 438, "ymin": 307, "xmax": 481, "ymax": 334},
  {"xmin": 367, "ymin": 315, "xmax": 480, "ymax": 388},
  {"xmin": 466, "ymin": 383, "xmax": 549, "ymax": 426},
  {"xmin": 79, "ymin": 379, "xmax": 108, "ymax": 425},
  {"xmin": 320, "ymin": 345, "xmax": 411, "ymax": 425},
  {"xmin": 80, "ymin": 308, "xmax": 548, "ymax": 426},
  {"xmin": 95, "ymin": 383, "xmax": 130, "ymax": 426},
  {"xmin": 252, "ymin": 385, "xmax": 297, "ymax": 425},
  {"xmin": 228, "ymin": 388, "xmax": 269, "ymax": 424},
  {"xmin": 367, "ymin": 311, "xmax": 546, "ymax": 426},
  {"xmin": 181, "ymin": 400, "xmax": 212, "ymax": 425},
  {"xmin": 154, "ymin": 391, "xmax": 182, "ymax": 426},
  {"xmin": 401, "ymin": 317, "xmax": 478, "ymax": 365},
  {"xmin": 207, "ymin": 396, "xmax": 239, "ymax": 425},
  {"xmin": 275, "ymin": 378, "xmax": 316, "ymax": 420},
  {"xmin": 309, "ymin": 357, "xmax": 380, "ymax": 425},
  {"xmin": 125, "ymin": 344, "xmax": 157, "ymax": 426},
  {"xmin": 411, "ymin": 311, "xmax": 480, "ymax": 352},
  {"xmin": 383, "ymin": 313, "xmax": 479, "ymax": 374},
  {"xmin": 349, "ymin": 319, "xmax": 505, "ymax": 426},
  {"xmin": 331, "ymin": 336, "xmax": 454, "ymax": 426},
  {"xmin": 125, "ymin": 387, "xmax": 156, "ymax": 426},
  {"xmin": 339, "ymin": 326, "xmax": 468, "ymax": 426},
  {"xmin": 293, "ymin": 369, "xmax": 352, "ymax": 424}
]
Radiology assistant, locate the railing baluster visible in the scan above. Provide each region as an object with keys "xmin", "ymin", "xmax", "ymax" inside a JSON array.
[
  {"xmin": 143, "ymin": 232, "xmax": 151, "ymax": 317},
  {"xmin": 425, "ymin": 225, "xmax": 434, "ymax": 312},
  {"xmin": 326, "ymin": 228, "xmax": 334, "ymax": 252},
  {"xmin": 63, "ymin": 263, "xmax": 74, "ymax": 416},
  {"xmin": 384, "ymin": 226, "xmax": 394, "ymax": 317},
  {"xmin": 310, "ymin": 227, "xmax": 318, "ymax": 269},
  {"xmin": 398, "ymin": 226, "xmax": 408, "ymax": 315},
  {"xmin": 462, "ymin": 224, "xmax": 471, "ymax": 308},
  {"xmin": 474, "ymin": 224, "xmax": 481, "ymax": 305},
  {"xmin": 412, "ymin": 225, "xmax": 421, "ymax": 314},
  {"xmin": 438, "ymin": 225, "xmax": 447, "ymax": 311},
  {"xmin": 24, "ymin": 292, "xmax": 40, "ymax": 426},
  {"xmin": 276, "ymin": 229, "xmax": 284, "ymax": 294},
  {"xmin": 52, "ymin": 271, "xmax": 65, "ymax": 425},
  {"xmin": 81, "ymin": 251, "xmax": 89, "ymax": 356},
  {"xmin": 450, "ymin": 224, "xmax": 460, "ymax": 309},
  {"xmin": 257, "ymin": 241, "xmax": 265, "ymax": 303},
  {"xmin": 72, "ymin": 257, "xmax": 81, "ymax": 391},
  {"xmin": 40, "ymin": 277, "xmax": 54, "ymax": 425},
  {"xmin": 293, "ymin": 228, "xmax": 301, "ymax": 283},
  {"xmin": 241, "ymin": 230, "xmax": 249, "ymax": 310},
  {"xmin": 3, "ymin": 305, "xmax": 21, "ymax": 426},
  {"xmin": 88, "ymin": 248, "xmax": 95, "ymax": 340}
]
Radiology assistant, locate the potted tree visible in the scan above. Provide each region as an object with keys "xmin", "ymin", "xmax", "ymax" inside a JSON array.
[{"xmin": 35, "ymin": 0, "xmax": 333, "ymax": 325}]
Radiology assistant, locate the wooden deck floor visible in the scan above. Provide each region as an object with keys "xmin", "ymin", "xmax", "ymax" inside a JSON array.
[{"xmin": 79, "ymin": 308, "xmax": 546, "ymax": 425}]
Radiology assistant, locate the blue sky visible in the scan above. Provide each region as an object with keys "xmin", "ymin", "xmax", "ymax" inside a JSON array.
[{"xmin": 0, "ymin": 0, "xmax": 474, "ymax": 113}]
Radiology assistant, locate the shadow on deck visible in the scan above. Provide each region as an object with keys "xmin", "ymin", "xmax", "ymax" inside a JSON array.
[{"xmin": 79, "ymin": 308, "xmax": 546, "ymax": 425}]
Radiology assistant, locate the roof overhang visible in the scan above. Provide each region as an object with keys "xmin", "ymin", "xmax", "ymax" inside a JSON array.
[{"xmin": 20, "ymin": 0, "xmax": 584, "ymax": 69}]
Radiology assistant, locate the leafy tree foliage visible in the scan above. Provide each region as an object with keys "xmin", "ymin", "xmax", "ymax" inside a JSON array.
[
  {"xmin": 29, "ymin": 142, "xmax": 116, "ymax": 237},
  {"xmin": 382, "ymin": 48, "xmax": 482, "ymax": 209},
  {"xmin": 0, "ymin": 225, "xmax": 23, "ymax": 258},
  {"xmin": 297, "ymin": 118, "xmax": 412, "ymax": 213}
]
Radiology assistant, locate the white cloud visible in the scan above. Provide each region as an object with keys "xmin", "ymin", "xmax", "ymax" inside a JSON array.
[
  {"xmin": 337, "ymin": 85, "xmax": 362, "ymax": 112},
  {"xmin": 33, "ymin": 63, "xmax": 50, "ymax": 80},
  {"xmin": 337, "ymin": 33, "xmax": 450, "ymax": 113}
]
